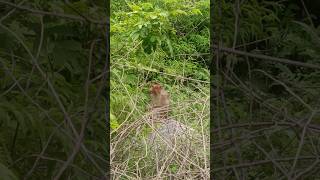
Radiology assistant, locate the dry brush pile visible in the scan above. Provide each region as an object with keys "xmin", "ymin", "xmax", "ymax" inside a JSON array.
[{"xmin": 110, "ymin": 73, "xmax": 209, "ymax": 179}]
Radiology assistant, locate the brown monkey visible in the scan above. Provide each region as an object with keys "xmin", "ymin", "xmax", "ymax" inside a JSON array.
[{"xmin": 149, "ymin": 83, "xmax": 170, "ymax": 121}]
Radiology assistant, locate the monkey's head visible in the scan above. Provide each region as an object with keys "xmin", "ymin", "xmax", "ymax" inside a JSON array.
[{"xmin": 150, "ymin": 84, "xmax": 162, "ymax": 95}]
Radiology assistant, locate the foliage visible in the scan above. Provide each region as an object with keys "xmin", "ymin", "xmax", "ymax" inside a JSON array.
[
  {"xmin": 0, "ymin": 1, "xmax": 107, "ymax": 179},
  {"xmin": 110, "ymin": 0, "xmax": 209, "ymax": 178},
  {"xmin": 110, "ymin": 0, "xmax": 209, "ymax": 127},
  {"xmin": 212, "ymin": 0, "xmax": 320, "ymax": 179}
]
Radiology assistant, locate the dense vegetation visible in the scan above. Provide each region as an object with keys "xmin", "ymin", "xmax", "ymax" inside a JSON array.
[
  {"xmin": 212, "ymin": 0, "xmax": 320, "ymax": 179},
  {"xmin": 110, "ymin": 0, "xmax": 210, "ymax": 179},
  {"xmin": 0, "ymin": 1, "xmax": 108, "ymax": 179},
  {"xmin": 110, "ymin": 0, "xmax": 210, "ymax": 128},
  {"xmin": 1, "ymin": 0, "xmax": 320, "ymax": 179}
]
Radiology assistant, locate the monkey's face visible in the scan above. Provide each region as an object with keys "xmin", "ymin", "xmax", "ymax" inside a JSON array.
[{"xmin": 150, "ymin": 84, "xmax": 162, "ymax": 95}]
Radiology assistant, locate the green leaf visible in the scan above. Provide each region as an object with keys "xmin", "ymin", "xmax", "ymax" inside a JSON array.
[
  {"xmin": 171, "ymin": 9, "xmax": 187, "ymax": 16},
  {"xmin": 191, "ymin": 8, "xmax": 202, "ymax": 15},
  {"xmin": 128, "ymin": 3, "xmax": 142, "ymax": 11},
  {"xmin": 110, "ymin": 113, "xmax": 120, "ymax": 130}
]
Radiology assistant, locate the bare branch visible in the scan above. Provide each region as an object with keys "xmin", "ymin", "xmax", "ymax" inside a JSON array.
[{"xmin": 0, "ymin": 0, "xmax": 107, "ymax": 24}]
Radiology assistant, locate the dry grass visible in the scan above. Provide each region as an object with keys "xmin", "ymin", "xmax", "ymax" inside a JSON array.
[{"xmin": 110, "ymin": 79, "xmax": 209, "ymax": 179}]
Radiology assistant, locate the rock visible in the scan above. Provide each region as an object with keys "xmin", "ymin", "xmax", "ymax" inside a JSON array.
[{"xmin": 146, "ymin": 118, "xmax": 204, "ymax": 156}]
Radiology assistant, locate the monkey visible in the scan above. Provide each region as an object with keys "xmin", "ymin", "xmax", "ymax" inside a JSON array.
[
  {"xmin": 147, "ymin": 84, "xmax": 200, "ymax": 149},
  {"xmin": 149, "ymin": 83, "xmax": 170, "ymax": 121},
  {"xmin": 150, "ymin": 84, "xmax": 169, "ymax": 108}
]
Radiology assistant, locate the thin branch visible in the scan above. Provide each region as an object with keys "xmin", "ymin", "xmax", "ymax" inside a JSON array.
[
  {"xmin": 212, "ymin": 156, "xmax": 319, "ymax": 172},
  {"xmin": 253, "ymin": 69, "xmax": 313, "ymax": 111},
  {"xmin": 112, "ymin": 62, "xmax": 209, "ymax": 84},
  {"xmin": 0, "ymin": 22, "xmax": 80, "ymax": 139},
  {"xmin": 24, "ymin": 122, "xmax": 64, "ymax": 179},
  {"xmin": 54, "ymin": 40, "xmax": 99, "ymax": 179},
  {"xmin": 252, "ymin": 140, "xmax": 289, "ymax": 178},
  {"xmin": 0, "ymin": 0, "xmax": 27, "ymax": 22},
  {"xmin": 294, "ymin": 157, "xmax": 320, "ymax": 179},
  {"xmin": 300, "ymin": 0, "xmax": 314, "ymax": 28},
  {"xmin": 213, "ymin": 121, "xmax": 320, "ymax": 133},
  {"xmin": 213, "ymin": 45, "xmax": 320, "ymax": 70},
  {"xmin": 0, "ymin": 0, "xmax": 106, "ymax": 24},
  {"xmin": 26, "ymin": 15, "xmax": 44, "ymax": 89},
  {"xmin": 289, "ymin": 111, "xmax": 317, "ymax": 177}
]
